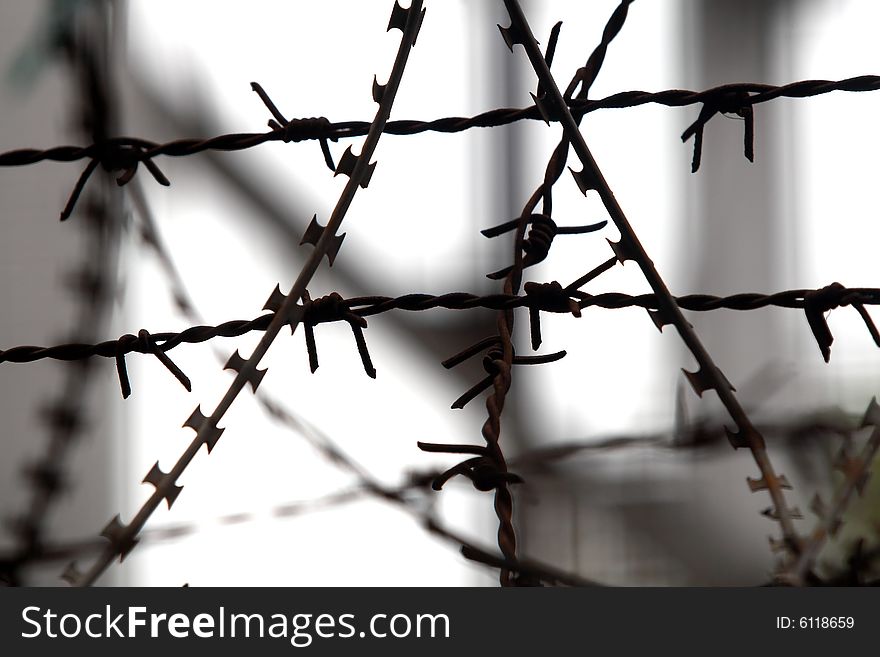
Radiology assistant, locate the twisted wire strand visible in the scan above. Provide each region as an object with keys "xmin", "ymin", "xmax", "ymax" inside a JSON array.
[
  {"xmin": 65, "ymin": 0, "xmax": 426, "ymax": 587},
  {"xmin": 503, "ymin": 0, "xmax": 806, "ymax": 558},
  {"xmin": 1, "ymin": 77, "xmax": 877, "ymax": 168},
  {"xmin": 4, "ymin": 286, "xmax": 878, "ymax": 366}
]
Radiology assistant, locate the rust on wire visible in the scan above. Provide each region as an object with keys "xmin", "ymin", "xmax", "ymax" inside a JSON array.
[
  {"xmin": 501, "ymin": 0, "xmax": 804, "ymax": 557},
  {"xmin": 2, "ymin": 0, "xmax": 879, "ymax": 588},
  {"xmin": 4, "ymin": 76, "xmax": 880, "ymax": 221},
  {"xmin": 63, "ymin": 0, "xmax": 426, "ymax": 587}
]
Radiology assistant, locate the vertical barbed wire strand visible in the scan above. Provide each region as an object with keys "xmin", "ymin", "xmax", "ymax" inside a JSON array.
[
  {"xmin": 491, "ymin": 0, "xmax": 634, "ymax": 587},
  {"xmin": 65, "ymin": 0, "xmax": 426, "ymax": 587},
  {"xmin": 1, "ymin": 0, "xmax": 122, "ymax": 586},
  {"xmin": 501, "ymin": 0, "xmax": 803, "ymax": 557}
]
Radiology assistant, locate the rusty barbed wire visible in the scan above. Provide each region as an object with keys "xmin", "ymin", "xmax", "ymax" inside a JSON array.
[
  {"xmin": 5, "ymin": 283, "xmax": 880, "ymax": 377},
  {"xmin": 2, "ymin": 75, "xmax": 879, "ymax": 220},
  {"xmin": 60, "ymin": 0, "xmax": 427, "ymax": 587},
  {"xmin": 1, "ymin": 78, "xmax": 876, "ymax": 172},
  {"xmin": 779, "ymin": 400, "xmax": 880, "ymax": 584},
  {"xmin": 416, "ymin": 0, "xmax": 640, "ymax": 587},
  {"xmin": 10, "ymin": 405, "xmax": 873, "ymax": 586},
  {"xmin": 3, "ymin": 0, "xmax": 879, "ymax": 588},
  {"xmin": 502, "ymin": 0, "xmax": 807, "ymax": 561},
  {"xmin": 127, "ymin": 174, "xmax": 601, "ymax": 588}
]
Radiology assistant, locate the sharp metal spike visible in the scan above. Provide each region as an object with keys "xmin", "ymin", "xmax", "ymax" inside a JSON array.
[
  {"xmin": 606, "ymin": 237, "xmax": 636, "ymax": 264},
  {"xmin": 746, "ymin": 473, "xmax": 792, "ymax": 492},
  {"xmin": 682, "ymin": 365, "xmax": 735, "ymax": 397},
  {"xmin": 529, "ymin": 92, "xmax": 552, "ymax": 125},
  {"xmin": 387, "ymin": 2, "xmax": 425, "ymax": 43},
  {"xmin": 746, "ymin": 476, "xmax": 764, "ymax": 492},
  {"xmin": 143, "ymin": 462, "xmax": 183, "ymax": 509},
  {"xmin": 387, "ymin": 1, "xmax": 408, "ymax": 32},
  {"xmin": 860, "ymin": 396, "xmax": 880, "ymax": 429},
  {"xmin": 569, "ymin": 166, "xmax": 596, "ymax": 196},
  {"xmin": 682, "ymin": 367, "xmax": 710, "ymax": 397},
  {"xmin": 101, "ymin": 515, "xmax": 138, "ymax": 560},
  {"xmin": 497, "ymin": 23, "xmax": 525, "ymax": 51},
  {"xmin": 371, "ymin": 75, "xmax": 387, "ymax": 104},
  {"xmin": 183, "ymin": 405, "xmax": 207, "ymax": 432},
  {"xmin": 767, "ymin": 506, "xmax": 803, "ymax": 520},
  {"xmin": 647, "ymin": 308, "xmax": 670, "ymax": 332},
  {"xmin": 300, "ymin": 214, "xmax": 324, "ymax": 246},
  {"xmin": 299, "ymin": 214, "xmax": 346, "ymax": 266},
  {"xmin": 183, "ymin": 406, "xmax": 225, "ymax": 454},
  {"xmin": 334, "ymin": 146, "xmax": 357, "ymax": 178},
  {"xmin": 263, "ymin": 284, "xmax": 286, "ymax": 312},
  {"xmin": 101, "ymin": 515, "xmax": 125, "ymax": 540},
  {"xmin": 334, "ymin": 145, "xmax": 377, "ymax": 189},
  {"xmin": 262, "ymin": 285, "xmax": 303, "ymax": 334},
  {"xmin": 224, "ymin": 349, "xmax": 268, "ymax": 392}
]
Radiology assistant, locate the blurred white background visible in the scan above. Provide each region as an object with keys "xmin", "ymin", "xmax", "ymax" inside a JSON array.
[{"xmin": 1, "ymin": 0, "xmax": 878, "ymax": 586}]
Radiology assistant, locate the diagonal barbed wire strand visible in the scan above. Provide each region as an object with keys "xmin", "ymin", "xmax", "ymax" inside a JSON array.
[
  {"xmin": 502, "ymin": 0, "xmax": 805, "ymax": 557},
  {"xmin": 421, "ymin": 0, "xmax": 638, "ymax": 587},
  {"xmin": 64, "ymin": 0, "xmax": 426, "ymax": 587}
]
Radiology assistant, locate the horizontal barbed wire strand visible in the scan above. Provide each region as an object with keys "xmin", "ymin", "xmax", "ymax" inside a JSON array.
[
  {"xmin": 3, "ymin": 286, "xmax": 877, "ymax": 365},
  {"xmin": 0, "ymin": 77, "xmax": 876, "ymax": 167}
]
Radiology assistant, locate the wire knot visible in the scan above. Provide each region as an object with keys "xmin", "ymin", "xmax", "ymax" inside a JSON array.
[
  {"xmin": 681, "ymin": 89, "xmax": 754, "ymax": 173},
  {"xmin": 114, "ymin": 329, "xmax": 191, "ymax": 399},
  {"xmin": 442, "ymin": 336, "xmax": 566, "ymax": 409},
  {"xmin": 301, "ymin": 292, "xmax": 376, "ymax": 378},
  {"xmin": 60, "ymin": 142, "xmax": 170, "ymax": 221},
  {"xmin": 277, "ymin": 117, "xmax": 334, "ymax": 144},
  {"xmin": 303, "ymin": 292, "xmax": 361, "ymax": 327},
  {"xmin": 803, "ymin": 282, "xmax": 880, "ymax": 362},
  {"xmin": 416, "ymin": 442, "xmax": 523, "ymax": 492},
  {"xmin": 251, "ymin": 81, "xmax": 337, "ymax": 171},
  {"xmin": 484, "ymin": 214, "xmax": 606, "ymax": 279},
  {"xmin": 523, "ymin": 281, "xmax": 581, "ymax": 350}
]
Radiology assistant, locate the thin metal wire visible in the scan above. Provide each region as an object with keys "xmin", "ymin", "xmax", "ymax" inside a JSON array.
[
  {"xmin": 2, "ymin": 76, "xmax": 880, "ymax": 220},
  {"xmin": 5, "ymin": 285, "xmax": 878, "ymax": 367},
  {"xmin": 502, "ymin": 0, "xmax": 804, "ymax": 557},
  {"xmin": 64, "ymin": 0, "xmax": 426, "ymax": 587},
  {"xmin": 2, "ymin": 0, "xmax": 878, "ymax": 587}
]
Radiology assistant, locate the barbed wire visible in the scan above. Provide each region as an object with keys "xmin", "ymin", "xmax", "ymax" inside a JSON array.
[
  {"xmin": 1, "ymin": 77, "xmax": 875, "ymax": 168},
  {"xmin": 3, "ymin": 283, "xmax": 880, "ymax": 386},
  {"xmin": 502, "ymin": 0, "xmax": 807, "ymax": 559},
  {"xmin": 6, "ymin": 406, "xmax": 870, "ymax": 585},
  {"xmin": 0, "ymin": 1, "xmax": 124, "ymax": 587},
  {"xmin": 3, "ymin": 0, "xmax": 878, "ymax": 587},
  {"xmin": 60, "ymin": 0, "xmax": 427, "ymax": 588},
  {"xmin": 1, "ymin": 75, "xmax": 878, "ymax": 220}
]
